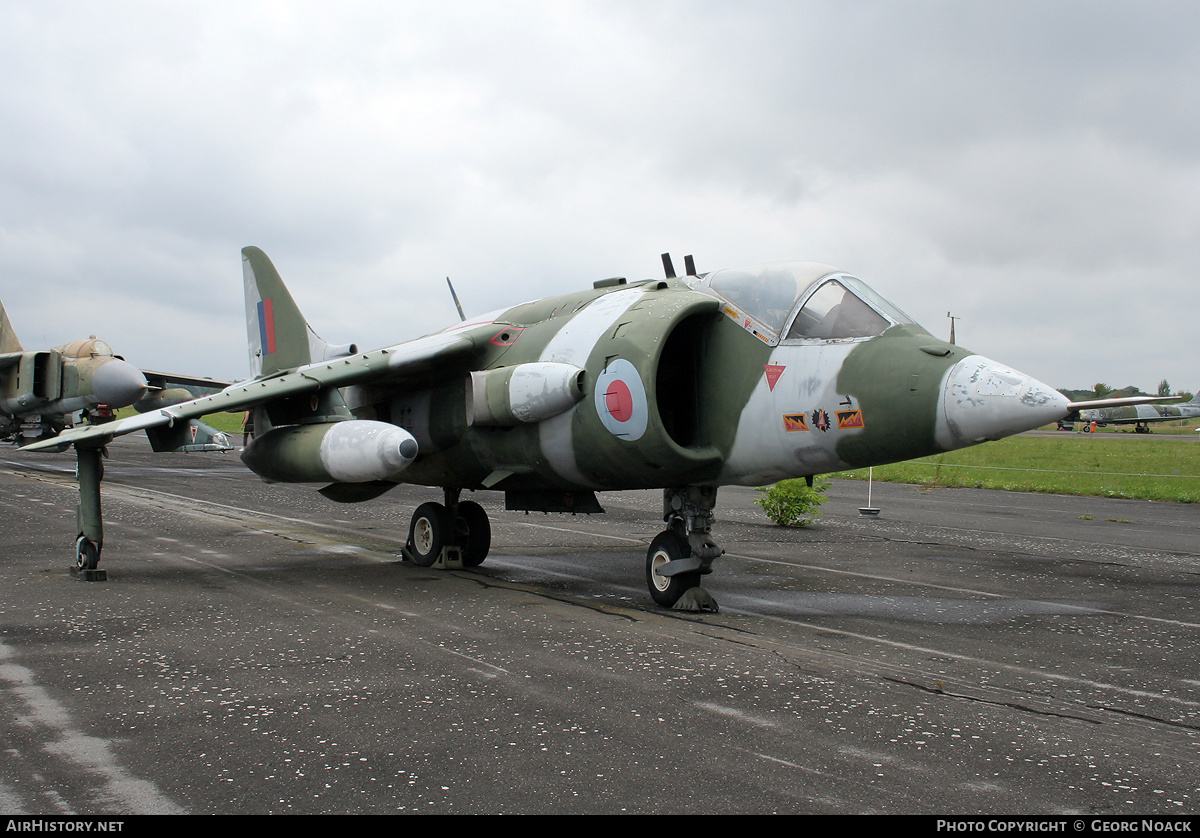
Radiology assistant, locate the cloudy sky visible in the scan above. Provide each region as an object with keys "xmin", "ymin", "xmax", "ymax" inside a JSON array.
[{"xmin": 2, "ymin": 1, "xmax": 1197, "ymax": 394}]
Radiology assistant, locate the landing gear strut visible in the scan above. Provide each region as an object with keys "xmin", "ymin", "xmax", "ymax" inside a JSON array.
[
  {"xmin": 72, "ymin": 443, "xmax": 107, "ymax": 580},
  {"xmin": 646, "ymin": 486, "xmax": 721, "ymax": 611},
  {"xmin": 404, "ymin": 489, "xmax": 492, "ymax": 569}
]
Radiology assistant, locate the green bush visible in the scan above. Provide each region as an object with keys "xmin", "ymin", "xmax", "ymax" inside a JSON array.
[{"xmin": 755, "ymin": 477, "xmax": 830, "ymax": 526}]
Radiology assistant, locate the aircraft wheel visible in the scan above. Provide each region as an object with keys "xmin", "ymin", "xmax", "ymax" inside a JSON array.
[
  {"xmin": 457, "ymin": 500, "xmax": 491, "ymax": 567},
  {"xmin": 74, "ymin": 536, "xmax": 100, "ymax": 571},
  {"xmin": 408, "ymin": 502, "xmax": 448, "ymax": 567},
  {"xmin": 646, "ymin": 530, "xmax": 700, "ymax": 608}
]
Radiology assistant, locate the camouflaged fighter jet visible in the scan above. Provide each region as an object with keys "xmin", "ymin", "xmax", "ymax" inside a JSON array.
[
  {"xmin": 1, "ymin": 300, "xmax": 152, "ymax": 443},
  {"xmin": 2, "ymin": 298, "xmax": 234, "ymax": 571},
  {"xmin": 1, "ymin": 299, "xmax": 231, "ymax": 449},
  {"xmin": 24, "ymin": 247, "xmax": 1167, "ymax": 605},
  {"xmin": 1075, "ymin": 391, "xmax": 1200, "ymax": 433}
]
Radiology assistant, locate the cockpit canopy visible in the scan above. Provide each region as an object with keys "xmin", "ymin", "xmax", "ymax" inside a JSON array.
[
  {"xmin": 58, "ymin": 337, "xmax": 116, "ymax": 359},
  {"xmin": 695, "ymin": 262, "xmax": 914, "ymax": 344}
]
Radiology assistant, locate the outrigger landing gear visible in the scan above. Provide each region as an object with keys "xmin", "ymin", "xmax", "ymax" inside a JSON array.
[
  {"xmin": 72, "ymin": 443, "xmax": 107, "ymax": 581},
  {"xmin": 404, "ymin": 488, "xmax": 492, "ymax": 570},
  {"xmin": 646, "ymin": 486, "xmax": 721, "ymax": 612}
]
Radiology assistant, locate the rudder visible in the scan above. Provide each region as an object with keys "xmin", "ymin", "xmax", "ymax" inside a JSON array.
[
  {"xmin": 243, "ymin": 247, "xmax": 313, "ymax": 377},
  {"xmin": 0, "ymin": 300, "xmax": 23, "ymax": 354},
  {"xmin": 242, "ymin": 247, "xmax": 356, "ymax": 378}
]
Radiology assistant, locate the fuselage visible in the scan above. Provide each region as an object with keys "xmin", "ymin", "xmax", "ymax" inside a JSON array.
[
  {"xmin": 0, "ymin": 337, "xmax": 147, "ymax": 440},
  {"xmin": 341, "ymin": 263, "xmax": 1067, "ymax": 493},
  {"xmin": 1079, "ymin": 399, "xmax": 1200, "ymax": 425}
]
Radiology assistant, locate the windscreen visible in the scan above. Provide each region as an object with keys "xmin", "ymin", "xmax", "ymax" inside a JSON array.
[
  {"xmin": 785, "ymin": 280, "xmax": 890, "ymax": 340},
  {"xmin": 707, "ymin": 265, "xmax": 820, "ymax": 334}
]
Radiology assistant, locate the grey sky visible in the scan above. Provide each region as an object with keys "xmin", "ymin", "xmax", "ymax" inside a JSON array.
[{"xmin": 2, "ymin": 1, "xmax": 1197, "ymax": 394}]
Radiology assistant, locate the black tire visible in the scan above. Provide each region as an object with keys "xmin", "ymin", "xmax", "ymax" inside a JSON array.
[
  {"xmin": 408, "ymin": 502, "xmax": 448, "ymax": 567},
  {"xmin": 646, "ymin": 530, "xmax": 700, "ymax": 608},
  {"xmin": 457, "ymin": 500, "xmax": 491, "ymax": 567},
  {"xmin": 74, "ymin": 536, "xmax": 100, "ymax": 571}
]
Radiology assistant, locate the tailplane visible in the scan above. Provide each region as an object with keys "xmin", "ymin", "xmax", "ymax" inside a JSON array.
[
  {"xmin": 0, "ymin": 300, "xmax": 23, "ymax": 354},
  {"xmin": 242, "ymin": 247, "xmax": 356, "ymax": 378}
]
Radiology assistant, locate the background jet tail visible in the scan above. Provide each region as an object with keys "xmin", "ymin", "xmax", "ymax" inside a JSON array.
[
  {"xmin": 242, "ymin": 247, "xmax": 357, "ymax": 378},
  {"xmin": 0, "ymin": 300, "xmax": 23, "ymax": 353}
]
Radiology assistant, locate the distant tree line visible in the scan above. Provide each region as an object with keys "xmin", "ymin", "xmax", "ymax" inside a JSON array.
[{"xmin": 1056, "ymin": 380, "xmax": 1193, "ymax": 403}]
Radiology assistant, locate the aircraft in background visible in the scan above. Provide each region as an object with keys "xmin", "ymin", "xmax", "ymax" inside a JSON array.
[
  {"xmin": 1, "ymin": 298, "xmax": 232, "ymax": 449},
  {"xmin": 2, "ymin": 299, "xmax": 233, "ymax": 570},
  {"xmin": 25, "ymin": 248, "xmax": 1168, "ymax": 607},
  {"xmin": 1073, "ymin": 392, "xmax": 1200, "ymax": 433},
  {"xmin": 3, "ymin": 300, "xmax": 148, "ymax": 444}
]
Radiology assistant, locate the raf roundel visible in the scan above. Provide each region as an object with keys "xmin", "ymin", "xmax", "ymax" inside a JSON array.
[{"xmin": 594, "ymin": 358, "xmax": 648, "ymax": 440}]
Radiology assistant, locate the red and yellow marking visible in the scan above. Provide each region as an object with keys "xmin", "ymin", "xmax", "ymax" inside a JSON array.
[
  {"xmin": 836, "ymin": 409, "xmax": 865, "ymax": 430},
  {"xmin": 783, "ymin": 414, "xmax": 809, "ymax": 432}
]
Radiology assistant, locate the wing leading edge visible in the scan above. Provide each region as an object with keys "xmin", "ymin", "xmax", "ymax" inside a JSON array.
[
  {"xmin": 1065, "ymin": 394, "xmax": 1183, "ymax": 412},
  {"xmin": 21, "ymin": 328, "xmax": 484, "ymax": 452}
]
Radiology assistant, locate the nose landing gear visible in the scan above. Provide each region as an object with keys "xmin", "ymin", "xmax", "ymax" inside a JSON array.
[{"xmin": 646, "ymin": 486, "xmax": 721, "ymax": 611}]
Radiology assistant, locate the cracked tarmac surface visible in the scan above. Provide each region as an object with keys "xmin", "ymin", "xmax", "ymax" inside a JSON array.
[{"xmin": 1, "ymin": 437, "xmax": 1198, "ymax": 814}]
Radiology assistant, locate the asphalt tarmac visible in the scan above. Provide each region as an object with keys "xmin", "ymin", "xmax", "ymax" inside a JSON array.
[{"xmin": 1, "ymin": 437, "xmax": 1198, "ymax": 814}]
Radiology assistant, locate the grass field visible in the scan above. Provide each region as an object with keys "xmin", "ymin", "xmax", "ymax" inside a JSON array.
[
  {"xmin": 836, "ymin": 432, "xmax": 1200, "ymax": 503},
  {"xmin": 198, "ymin": 411, "xmax": 245, "ymax": 434},
  {"xmin": 113, "ymin": 407, "xmax": 245, "ymax": 434}
]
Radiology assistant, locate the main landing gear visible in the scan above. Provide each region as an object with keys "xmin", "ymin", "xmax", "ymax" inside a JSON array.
[
  {"xmin": 402, "ymin": 484, "xmax": 722, "ymax": 611},
  {"xmin": 404, "ymin": 488, "xmax": 492, "ymax": 569},
  {"xmin": 646, "ymin": 486, "xmax": 721, "ymax": 612}
]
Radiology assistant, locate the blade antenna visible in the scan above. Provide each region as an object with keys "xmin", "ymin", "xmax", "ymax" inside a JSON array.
[{"xmin": 447, "ymin": 277, "xmax": 466, "ymax": 322}]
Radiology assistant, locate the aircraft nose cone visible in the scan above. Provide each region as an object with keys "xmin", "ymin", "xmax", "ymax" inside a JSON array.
[
  {"xmin": 92, "ymin": 359, "xmax": 149, "ymax": 408},
  {"xmin": 935, "ymin": 355, "xmax": 1069, "ymax": 450}
]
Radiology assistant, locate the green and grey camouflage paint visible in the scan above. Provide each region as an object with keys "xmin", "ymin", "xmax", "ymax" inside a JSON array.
[
  {"xmin": 1, "ymin": 300, "xmax": 232, "ymax": 449},
  {"xmin": 0, "ymin": 310, "xmax": 149, "ymax": 443},
  {"xmin": 27, "ymin": 248, "xmax": 1083, "ymax": 600},
  {"xmin": 34, "ymin": 249, "xmax": 1073, "ymax": 494}
]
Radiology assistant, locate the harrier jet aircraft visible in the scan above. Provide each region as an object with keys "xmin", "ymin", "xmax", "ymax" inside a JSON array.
[{"xmin": 25, "ymin": 248, "xmax": 1162, "ymax": 607}]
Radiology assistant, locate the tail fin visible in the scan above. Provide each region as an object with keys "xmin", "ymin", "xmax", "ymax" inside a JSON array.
[
  {"xmin": 0, "ymin": 300, "xmax": 23, "ymax": 353},
  {"xmin": 242, "ymin": 247, "xmax": 356, "ymax": 378}
]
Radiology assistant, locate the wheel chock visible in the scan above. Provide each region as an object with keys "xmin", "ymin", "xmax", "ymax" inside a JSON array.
[
  {"xmin": 434, "ymin": 545, "xmax": 464, "ymax": 570},
  {"xmin": 673, "ymin": 586, "xmax": 718, "ymax": 613},
  {"xmin": 69, "ymin": 567, "xmax": 107, "ymax": 581}
]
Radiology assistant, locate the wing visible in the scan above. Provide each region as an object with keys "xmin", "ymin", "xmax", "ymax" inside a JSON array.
[
  {"xmin": 20, "ymin": 327, "xmax": 486, "ymax": 453},
  {"xmin": 1065, "ymin": 395, "xmax": 1182, "ymax": 412},
  {"xmin": 140, "ymin": 370, "xmax": 234, "ymax": 391}
]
